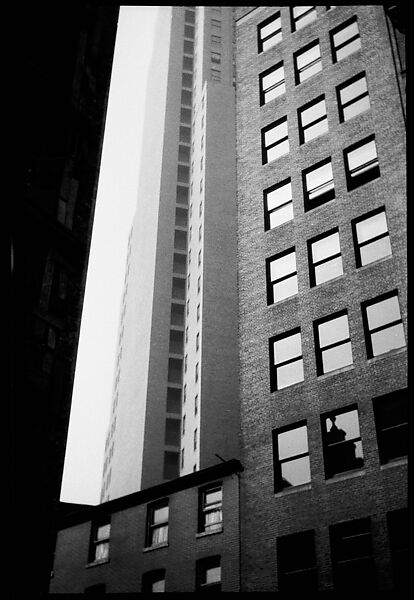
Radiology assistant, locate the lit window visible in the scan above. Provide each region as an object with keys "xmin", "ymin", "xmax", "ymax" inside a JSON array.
[
  {"xmin": 294, "ymin": 39, "xmax": 322, "ymax": 85},
  {"xmin": 89, "ymin": 519, "xmax": 111, "ymax": 564},
  {"xmin": 352, "ymin": 207, "xmax": 391, "ymax": 268},
  {"xmin": 303, "ymin": 158, "xmax": 335, "ymax": 211},
  {"xmin": 308, "ymin": 228, "xmax": 343, "ymax": 287},
  {"xmin": 259, "ymin": 62, "xmax": 285, "ymax": 105},
  {"xmin": 361, "ymin": 291, "xmax": 405, "ymax": 358},
  {"xmin": 387, "ymin": 508, "xmax": 409, "ymax": 590},
  {"xmin": 277, "ymin": 531, "xmax": 318, "ymax": 590},
  {"xmin": 291, "ymin": 6, "xmax": 317, "ymax": 32},
  {"xmin": 330, "ymin": 518, "xmax": 376, "ymax": 591},
  {"xmin": 314, "ymin": 310, "xmax": 352, "ymax": 375},
  {"xmin": 264, "ymin": 179, "xmax": 293, "ymax": 230},
  {"xmin": 266, "ymin": 248, "xmax": 298, "ymax": 304},
  {"xmin": 321, "ymin": 405, "xmax": 364, "ymax": 478},
  {"xmin": 146, "ymin": 501, "xmax": 169, "ymax": 547},
  {"xmin": 373, "ymin": 389, "xmax": 408, "ymax": 465},
  {"xmin": 142, "ymin": 570, "xmax": 166, "ymax": 593},
  {"xmin": 261, "ymin": 117, "xmax": 289, "ymax": 164},
  {"xmin": 298, "ymin": 95, "xmax": 328, "ymax": 144},
  {"xmin": 196, "ymin": 556, "xmax": 221, "ymax": 591},
  {"xmin": 337, "ymin": 72, "xmax": 370, "ymax": 122},
  {"xmin": 272, "ymin": 422, "xmax": 311, "ymax": 492},
  {"xmin": 258, "ymin": 12, "xmax": 282, "ymax": 53},
  {"xmin": 344, "ymin": 135, "xmax": 380, "ymax": 191},
  {"xmin": 269, "ymin": 328, "xmax": 304, "ymax": 391},
  {"xmin": 199, "ymin": 485, "xmax": 223, "ymax": 533},
  {"xmin": 330, "ymin": 16, "xmax": 361, "ymax": 63}
]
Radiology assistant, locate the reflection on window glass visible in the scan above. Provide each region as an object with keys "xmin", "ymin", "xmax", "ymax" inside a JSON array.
[
  {"xmin": 273, "ymin": 423, "xmax": 311, "ymax": 491},
  {"xmin": 322, "ymin": 406, "xmax": 364, "ymax": 478}
]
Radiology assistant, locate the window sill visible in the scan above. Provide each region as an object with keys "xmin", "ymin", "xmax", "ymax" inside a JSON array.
[
  {"xmin": 274, "ymin": 482, "xmax": 311, "ymax": 497},
  {"xmin": 317, "ymin": 363, "xmax": 354, "ymax": 381},
  {"xmin": 196, "ymin": 527, "xmax": 223, "ymax": 539},
  {"xmin": 380, "ymin": 457, "xmax": 408, "ymax": 471},
  {"xmin": 325, "ymin": 469, "xmax": 365, "ymax": 484},
  {"xmin": 85, "ymin": 558, "xmax": 110, "ymax": 569},
  {"xmin": 143, "ymin": 542, "xmax": 169, "ymax": 553},
  {"xmin": 357, "ymin": 253, "xmax": 393, "ymax": 272},
  {"xmin": 367, "ymin": 346, "xmax": 407, "ymax": 364},
  {"xmin": 311, "ymin": 273, "xmax": 345, "ymax": 291}
]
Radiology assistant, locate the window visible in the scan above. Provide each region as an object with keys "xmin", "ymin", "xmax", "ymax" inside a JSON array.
[
  {"xmin": 330, "ymin": 518, "xmax": 376, "ymax": 590},
  {"xmin": 264, "ymin": 179, "xmax": 293, "ymax": 230},
  {"xmin": 294, "ymin": 40, "xmax": 322, "ymax": 84},
  {"xmin": 194, "ymin": 428, "xmax": 198, "ymax": 451},
  {"xmin": 165, "ymin": 419, "xmax": 180, "ymax": 446},
  {"xmin": 185, "ymin": 9, "xmax": 195, "ymax": 24},
  {"xmin": 277, "ymin": 531, "xmax": 318, "ymax": 590},
  {"xmin": 272, "ymin": 422, "xmax": 311, "ymax": 492},
  {"xmin": 195, "ymin": 362, "xmax": 199, "ymax": 382},
  {"xmin": 181, "ymin": 447, "xmax": 184, "ymax": 469},
  {"xmin": 337, "ymin": 72, "xmax": 370, "ymax": 122},
  {"xmin": 373, "ymin": 389, "xmax": 407, "ymax": 464},
  {"xmin": 314, "ymin": 310, "xmax": 353, "ymax": 375},
  {"xmin": 291, "ymin": 6, "xmax": 317, "ymax": 32},
  {"xmin": 308, "ymin": 228, "xmax": 343, "ymax": 287},
  {"xmin": 211, "ymin": 68, "xmax": 221, "ymax": 81},
  {"xmin": 197, "ymin": 303, "xmax": 200, "ymax": 321},
  {"xmin": 196, "ymin": 332, "xmax": 200, "ymax": 351},
  {"xmin": 259, "ymin": 62, "xmax": 285, "ymax": 105},
  {"xmin": 330, "ymin": 16, "xmax": 361, "ymax": 63},
  {"xmin": 166, "ymin": 387, "xmax": 181, "ymax": 414},
  {"xmin": 142, "ymin": 570, "xmax": 166, "ymax": 593},
  {"xmin": 261, "ymin": 117, "xmax": 289, "ymax": 164},
  {"xmin": 258, "ymin": 12, "xmax": 282, "ymax": 53},
  {"xmin": 298, "ymin": 95, "xmax": 328, "ymax": 144},
  {"xmin": 194, "ymin": 394, "xmax": 198, "ymax": 415},
  {"xmin": 361, "ymin": 291, "xmax": 406, "ymax": 358},
  {"xmin": 197, "ymin": 275, "xmax": 201, "ymax": 294},
  {"xmin": 88, "ymin": 519, "xmax": 111, "ymax": 564},
  {"xmin": 303, "ymin": 158, "xmax": 335, "ymax": 211},
  {"xmin": 198, "ymin": 249, "xmax": 202, "ymax": 266},
  {"xmin": 352, "ymin": 207, "xmax": 391, "ymax": 268},
  {"xmin": 163, "ymin": 451, "xmax": 179, "ymax": 479},
  {"xmin": 182, "ymin": 415, "xmax": 186, "ymax": 436},
  {"xmin": 266, "ymin": 248, "xmax": 298, "ymax": 304},
  {"xmin": 199, "ymin": 485, "xmax": 223, "ymax": 533},
  {"xmin": 211, "ymin": 34, "xmax": 221, "ymax": 45},
  {"xmin": 387, "ymin": 508, "xmax": 409, "ymax": 590},
  {"xmin": 211, "ymin": 51, "xmax": 221, "ymax": 65},
  {"xmin": 146, "ymin": 500, "xmax": 169, "ymax": 547},
  {"xmin": 269, "ymin": 328, "xmax": 304, "ymax": 391},
  {"xmin": 344, "ymin": 135, "xmax": 380, "ymax": 191},
  {"xmin": 321, "ymin": 405, "xmax": 364, "ymax": 478},
  {"xmin": 196, "ymin": 556, "xmax": 221, "ymax": 591}
]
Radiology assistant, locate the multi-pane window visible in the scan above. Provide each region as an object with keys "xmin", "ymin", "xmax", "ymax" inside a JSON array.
[
  {"xmin": 314, "ymin": 310, "xmax": 353, "ymax": 375},
  {"xmin": 337, "ymin": 72, "xmax": 370, "ymax": 122},
  {"xmin": 259, "ymin": 62, "xmax": 285, "ymax": 105},
  {"xmin": 146, "ymin": 500, "xmax": 169, "ymax": 547},
  {"xmin": 321, "ymin": 405, "xmax": 364, "ymax": 478},
  {"xmin": 361, "ymin": 290, "xmax": 406, "ymax": 358},
  {"xmin": 199, "ymin": 485, "xmax": 223, "ymax": 533},
  {"xmin": 291, "ymin": 6, "xmax": 317, "ymax": 32},
  {"xmin": 89, "ymin": 519, "xmax": 111, "ymax": 563},
  {"xmin": 264, "ymin": 179, "xmax": 293, "ymax": 230},
  {"xmin": 298, "ymin": 95, "xmax": 328, "ymax": 144},
  {"xmin": 294, "ymin": 40, "xmax": 322, "ymax": 84},
  {"xmin": 330, "ymin": 16, "xmax": 361, "ymax": 63},
  {"xmin": 266, "ymin": 248, "xmax": 298, "ymax": 304},
  {"xmin": 277, "ymin": 531, "xmax": 318, "ymax": 590},
  {"xmin": 258, "ymin": 12, "xmax": 282, "ymax": 53},
  {"xmin": 308, "ymin": 228, "xmax": 343, "ymax": 287},
  {"xmin": 303, "ymin": 158, "xmax": 335, "ymax": 211},
  {"xmin": 344, "ymin": 135, "xmax": 380, "ymax": 191},
  {"xmin": 261, "ymin": 117, "xmax": 289, "ymax": 164},
  {"xmin": 352, "ymin": 207, "xmax": 392, "ymax": 268},
  {"xmin": 272, "ymin": 422, "xmax": 311, "ymax": 492},
  {"xmin": 387, "ymin": 508, "xmax": 409, "ymax": 590},
  {"xmin": 330, "ymin": 518, "xmax": 376, "ymax": 590},
  {"xmin": 269, "ymin": 328, "xmax": 304, "ymax": 391},
  {"xmin": 373, "ymin": 389, "xmax": 408, "ymax": 465},
  {"xmin": 142, "ymin": 570, "xmax": 166, "ymax": 593},
  {"xmin": 196, "ymin": 556, "xmax": 221, "ymax": 591}
]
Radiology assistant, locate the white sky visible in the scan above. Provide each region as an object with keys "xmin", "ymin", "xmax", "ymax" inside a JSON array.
[{"xmin": 60, "ymin": 6, "xmax": 159, "ymax": 505}]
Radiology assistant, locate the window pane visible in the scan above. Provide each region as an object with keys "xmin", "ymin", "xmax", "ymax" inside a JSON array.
[
  {"xmin": 96, "ymin": 524, "xmax": 110, "ymax": 540},
  {"xmin": 205, "ymin": 489, "xmax": 222, "ymax": 505},
  {"xmin": 281, "ymin": 456, "xmax": 311, "ymax": 487},
  {"xmin": 340, "ymin": 76, "xmax": 367, "ymax": 105},
  {"xmin": 273, "ymin": 276, "xmax": 298, "ymax": 302},
  {"xmin": 153, "ymin": 506, "xmax": 169, "ymax": 523},
  {"xmin": 347, "ymin": 140, "xmax": 377, "ymax": 172},
  {"xmin": 270, "ymin": 252, "xmax": 296, "ymax": 281},
  {"xmin": 265, "ymin": 121, "xmax": 288, "ymax": 146},
  {"xmin": 312, "ymin": 232, "xmax": 340, "ymax": 262},
  {"xmin": 336, "ymin": 37, "xmax": 361, "ymax": 61},
  {"xmin": 343, "ymin": 96, "xmax": 370, "ymax": 121},
  {"xmin": 263, "ymin": 65, "xmax": 283, "ymax": 90},
  {"xmin": 318, "ymin": 314, "xmax": 349, "ymax": 347},
  {"xmin": 301, "ymin": 99, "xmax": 326, "ymax": 127},
  {"xmin": 152, "ymin": 579, "xmax": 165, "ymax": 592},
  {"xmin": 278, "ymin": 425, "xmax": 308, "ymax": 459},
  {"xmin": 322, "ymin": 341, "xmax": 353, "ymax": 372},
  {"xmin": 371, "ymin": 324, "xmax": 405, "ymax": 356},
  {"xmin": 95, "ymin": 542, "xmax": 109, "ymax": 561},
  {"xmin": 278, "ymin": 359, "xmax": 304, "ymax": 389},
  {"xmin": 360, "ymin": 237, "xmax": 392, "ymax": 266},
  {"xmin": 293, "ymin": 6, "xmax": 313, "ymax": 18},
  {"xmin": 263, "ymin": 32, "xmax": 282, "ymax": 51},
  {"xmin": 333, "ymin": 410, "xmax": 361, "ymax": 439},
  {"xmin": 206, "ymin": 566, "xmax": 221, "ymax": 584},
  {"xmin": 356, "ymin": 212, "xmax": 387, "ymax": 243},
  {"xmin": 297, "ymin": 44, "xmax": 320, "ymax": 70},
  {"xmin": 304, "ymin": 119, "xmax": 328, "ymax": 143},
  {"xmin": 301, "ymin": 60, "xmax": 322, "ymax": 82},
  {"xmin": 267, "ymin": 181, "xmax": 292, "ymax": 210},
  {"xmin": 333, "ymin": 22, "xmax": 359, "ymax": 47},
  {"xmin": 306, "ymin": 162, "xmax": 333, "ymax": 195},
  {"xmin": 366, "ymin": 296, "xmax": 401, "ymax": 330},
  {"xmin": 296, "ymin": 10, "xmax": 317, "ymax": 30},
  {"xmin": 269, "ymin": 203, "xmax": 294, "ymax": 229},
  {"xmin": 261, "ymin": 17, "xmax": 280, "ymax": 39},
  {"xmin": 315, "ymin": 256, "xmax": 343, "ymax": 285},
  {"xmin": 152, "ymin": 524, "xmax": 168, "ymax": 545},
  {"xmin": 274, "ymin": 333, "xmax": 302, "ymax": 364},
  {"xmin": 267, "ymin": 139, "xmax": 289, "ymax": 162},
  {"xmin": 265, "ymin": 83, "xmax": 286, "ymax": 103}
]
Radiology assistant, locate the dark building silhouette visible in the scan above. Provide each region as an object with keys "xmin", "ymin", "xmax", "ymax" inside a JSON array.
[{"xmin": 12, "ymin": 5, "xmax": 118, "ymax": 595}]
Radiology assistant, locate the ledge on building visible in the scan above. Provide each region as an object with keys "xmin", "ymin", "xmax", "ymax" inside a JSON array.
[
  {"xmin": 196, "ymin": 527, "xmax": 223, "ymax": 539},
  {"xmin": 143, "ymin": 542, "xmax": 169, "ymax": 553},
  {"xmin": 85, "ymin": 558, "xmax": 110, "ymax": 569},
  {"xmin": 274, "ymin": 482, "xmax": 311, "ymax": 498},
  {"xmin": 325, "ymin": 468, "xmax": 365, "ymax": 485}
]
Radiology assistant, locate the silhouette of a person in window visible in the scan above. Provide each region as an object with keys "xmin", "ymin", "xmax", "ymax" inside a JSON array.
[{"xmin": 326, "ymin": 416, "xmax": 363, "ymax": 475}]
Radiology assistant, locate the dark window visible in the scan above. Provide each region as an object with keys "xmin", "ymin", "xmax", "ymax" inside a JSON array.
[
  {"xmin": 308, "ymin": 227, "xmax": 343, "ymax": 287},
  {"xmin": 337, "ymin": 72, "xmax": 370, "ymax": 122},
  {"xmin": 146, "ymin": 500, "xmax": 169, "ymax": 547},
  {"xmin": 266, "ymin": 248, "xmax": 298, "ymax": 304},
  {"xmin": 259, "ymin": 61, "xmax": 285, "ymax": 105},
  {"xmin": 291, "ymin": 6, "xmax": 317, "ymax": 32},
  {"xmin": 85, "ymin": 583, "xmax": 106, "ymax": 594},
  {"xmin": 330, "ymin": 16, "xmax": 361, "ymax": 63},
  {"xmin": 198, "ymin": 485, "xmax": 223, "ymax": 533},
  {"xmin": 272, "ymin": 422, "xmax": 311, "ymax": 492},
  {"xmin": 264, "ymin": 178, "xmax": 293, "ymax": 230},
  {"xmin": 196, "ymin": 556, "xmax": 221, "ymax": 591},
  {"xmin": 294, "ymin": 39, "xmax": 321, "ymax": 85},
  {"xmin": 314, "ymin": 310, "xmax": 353, "ymax": 375},
  {"xmin": 184, "ymin": 39, "xmax": 194, "ymax": 55},
  {"xmin": 142, "ymin": 569, "xmax": 166, "ymax": 593},
  {"xmin": 330, "ymin": 517, "xmax": 376, "ymax": 590},
  {"xmin": 168, "ymin": 357, "xmax": 183, "ymax": 384},
  {"xmin": 298, "ymin": 95, "xmax": 328, "ymax": 144},
  {"xmin": 183, "ymin": 56, "xmax": 193, "ymax": 71},
  {"xmin": 387, "ymin": 508, "xmax": 408, "ymax": 590},
  {"xmin": 169, "ymin": 329, "xmax": 183, "ymax": 354},
  {"xmin": 163, "ymin": 451, "xmax": 179, "ymax": 479},
  {"xmin": 261, "ymin": 117, "xmax": 289, "ymax": 164},
  {"xmin": 361, "ymin": 290, "xmax": 405, "ymax": 358},
  {"xmin": 184, "ymin": 24, "xmax": 194, "ymax": 39},
  {"xmin": 182, "ymin": 72, "xmax": 193, "ymax": 88},
  {"xmin": 258, "ymin": 12, "xmax": 282, "ymax": 53},
  {"xmin": 303, "ymin": 157, "xmax": 335, "ymax": 211},
  {"xmin": 166, "ymin": 387, "xmax": 181, "ymax": 414},
  {"xmin": 179, "ymin": 125, "xmax": 191, "ymax": 144},
  {"xmin": 170, "ymin": 303, "xmax": 184, "ymax": 326},
  {"xmin": 344, "ymin": 135, "xmax": 380, "ymax": 191},
  {"xmin": 185, "ymin": 9, "xmax": 195, "ymax": 24},
  {"xmin": 88, "ymin": 518, "xmax": 111, "ymax": 564},
  {"xmin": 165, "ymin": 418, "xmax": 180, "ymax": 446},
  {"xmin": 269, "ymin": 328, "xmax": 304, "ymax": 391},
  {"xmin": 352, "ymin": 207, "xmax": 391, "ymax": 268},
  {"xmin": 321, "ymin": 405, "xmax": 364, "ymax": 478},
  {"xmin": 277, "ymin": 530, "xmax": 318, "ymax": 590},
  {"xmin": 373, "ymin": 389, "xmax": 408, "ymax": 464}
]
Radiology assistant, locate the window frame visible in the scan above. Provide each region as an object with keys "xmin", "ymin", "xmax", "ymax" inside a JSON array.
[
  {"xmin": 88, "ymin": 517, "xmax": 111, "ymax": 565},
  {"xmin": 259, "ymin": 61, "xmax": 285, "ymax": 106},
  {"xmin": 142, "ymin": 569, "xmax": 166, "ymax": 593},
  {"xmin": 337, "ymin": 71, "xmax": 370, "ymax": 123},
  {"xmin": 313, "ymin": 309, "xmax": 352, "ymax": 376},
  {"xmin": 330, "ymin": 15, "xmax": 361, "ymax": 63},
  {"xmin": 269, "ymin": 327, "xmax": 304, "ymax": 392},
  {"xmin": 196, "ymin": 556, "xmax": 222, "ymax": 591},
  {"xmin": 258, "ymin": 11, "xmax": 282, "ymax": 53},
  {"xmin": 343, "ymin": 134, "xmax": 380, "ymax": 191},
  {"xmin": 291, "ymin": 6, "xmax": 317, "ymax": 32},
  {"xmin": 302, "ymin": 157, "xmax": 335, "ymax": 211},
  {"xmin": 321, "ymin": 404, "xmax": 364, "ymax": 479},
  {"xmin": 373, "ymin": 389, "xmax": 408, "ymax": 465},
  {"xmin": 298, "ymin": 94, "xmax": 328, "ymax": 145},
  {"xmin": 272, "ymin": 421, "xmax": 311, "ymax": 493},
  {"xmin": 198, "ymin": 483, "xmax": 223, "ymax": 534},
  {"xmin": 263, "ymin": 178, "xmax": 293, "ymax": 231},
  {"xmin": 308, "ymin": 227, "xmax": 343, "ymax": 287},
  {"xmin": 361, "ymin": 290, "xmax": 405, "ymax": 359},
  {"xmin": 387, "ymin": 508, "xmax": 409, "ymax": 590},
  {"xmin": 351, "ymin": 206, "xmax": 391, "ymax": 268},
  {"xmin": 146, "ymin": 499, "xmax": 169, "ymax": 548},
  {"xmin": 277, "ymin": 530, "xmax": 318, "ymax": 590},
  {"xmin": 266, "ymin": 247, "xmax": 298, "ymax": 305},
  {"xmin": 261, "ymin": 116, "xmax": 289, "ymax": 165},
  {"xmin": 294, "ymin": 39, "xmax": 322, "ymax": 85}
]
